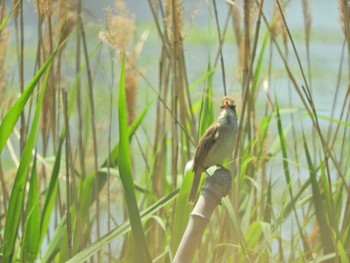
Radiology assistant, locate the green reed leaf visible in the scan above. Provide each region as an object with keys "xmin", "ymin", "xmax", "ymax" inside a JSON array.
[
  {"xmin": 117, "ymin": 58, "xmax": 151, "ymax": 262},
  {"xmin": 198, "ymin": 62, "xmax": 214, "ymax": 139},
  {"xmin": 0, "ymin": 54, "xmax": 54, "ymax": 154},
  {"xmin": 303, "ymin": 133, "xmax": 333, "ymax": 253},
  {"xmin": 2, "ymin": 57, "xmax": 53, "ymax": 262},
  {"xmin": 66, "ymin": 189, "xmax": 178, "ymax": 263},
  {"xmin": 21, "ymin": 155, "xmax": 40, "ymax": 261}
]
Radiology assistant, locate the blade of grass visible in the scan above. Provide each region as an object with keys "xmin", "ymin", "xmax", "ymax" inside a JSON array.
[
  {"xmin": 198, "ymin": 62, "xmax": 214, "ymax": 139},
  {"xmin": 39, "ymin": 81, "xmax": 77, "ymax": 253},
  {"xmin": 40, "ymin": 137, "xmax": 64, "ymax": 243},
  {"xmin": 0, "ymin": 52, "xmax": 55, "ymax": 154},
  {"xmin": 252, "ymin": 31, "xmax": 269, "ymax": 94},
  {"xmin": 221, "ymin": 197, "xmax": 249, "ymax": 258},
  {"xmin": 66, "ymin": 189, "xmax": 179, "ymax": 263},
  {"xmin": 263, "ymin": 177, "xmax": 272, "ymax": 223},
  {"xmin": 275, "ymin": 100, "xmax": 311, "ymax": 258},
  {"xmin": 337, "ymin": 240, "xmax": 349, "ymax": 263},
  {"xmin": 117, "ymin": 58, "xmax": 151, "ymax": 262},
  {"xmin": 245, "ymin": 221, "xmax": 271, "ymax": 254},
  {"xmin": 21, "ymin": 155, "xmax": 40, "ymax": 261},
  {"xmin": 0, "ymin": 1, "xmax": 19, "ymax": 31},
  {"xmin": 303, "ymin": 133, "xmax": 334, "ymax": 255},
  {"xmin": 2, "ymin": 56, "xmax": 53, "ymax": 262},
  {"xmin": 42, "ymin": 103, "xmax": 149, "ymax": 262}
]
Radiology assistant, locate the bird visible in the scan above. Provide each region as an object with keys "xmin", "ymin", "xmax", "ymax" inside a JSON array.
[{"xmin": 188, "ymin": 96, "xmax": 238, "ymax": 202}]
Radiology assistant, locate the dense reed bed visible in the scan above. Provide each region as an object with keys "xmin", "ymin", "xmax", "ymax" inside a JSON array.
[{"xmin": 0, "ymin": 0, "xmax": 349, "ymax": 262}]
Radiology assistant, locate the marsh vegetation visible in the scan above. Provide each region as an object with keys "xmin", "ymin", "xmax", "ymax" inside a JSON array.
[{"xmin": 0, "ymin": 0, "xmax": 349, "ymax": 262}]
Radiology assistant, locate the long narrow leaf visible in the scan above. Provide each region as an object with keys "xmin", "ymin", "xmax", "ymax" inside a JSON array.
[
  {"xmin": 0, "ymin": 1, "xmax": 19, "ymax": 31},
  {"xmin": 171, "ymin": 169, "xmax": 194, "ymax": 254},
  {"xmin": 252, "ymin": 31, "xmax": 268, "ymax": 93},
  {"xmin": 39, "ymin": 140, "xmax": 64, "ymax": 246},
  {"xmin": 2, "ymin": 58, "xmax": 53, "ymax": 262},
  {"xmin": 303, "ymin": 133, "xmax": 334, "ymax": 255},
  {"xmin": 42, "ymin": 103, "xmax": 149, "ymax": 262},
  {"xmin": 275, "ymin": 101, "xmax": 310, "ymax": 257},
  {"xmin": 21, "ymin": 155, "xmax": 40, "ymax": 261},
  {"xmin": 66, "ymin": 189, "xmax": 179, "ymax": 263},
  {"xmin": 39, "ymin": 65, "xmax": 78, "ymax": 250},
  {"xmin": 117, "ymin": 58, "xmax": 151, "ymax": 262},
  {"xmin": 198, "ymin": 62, "xmax": 214, "ymax": 139},
  {"xmin": 0, "ymin": 54, "xmax": 55, "ymax": 154}
]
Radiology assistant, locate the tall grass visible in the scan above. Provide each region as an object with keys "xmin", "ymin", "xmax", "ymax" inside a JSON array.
[{"xmin": 0, "ymin": 0, "xmax": 349, "ymax": 262}]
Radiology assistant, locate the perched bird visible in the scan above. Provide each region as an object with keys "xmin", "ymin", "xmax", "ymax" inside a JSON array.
[{"xmin": 189, "ymin": 96, "xmax": 238, "ymax": 202}]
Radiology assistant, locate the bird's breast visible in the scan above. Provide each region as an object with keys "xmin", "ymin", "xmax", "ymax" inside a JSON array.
[{"xmin": 202, "ymin": 123, "xmax": 237, "ymax": 168}]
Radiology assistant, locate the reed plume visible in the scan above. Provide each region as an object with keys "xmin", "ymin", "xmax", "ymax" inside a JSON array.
[
  {"xmin": 100, "ymin": 0, "xmax": 141, "ymax": 124},
  {"xmin": 164, "ymin": 0, "xmax": 184, "ymax": 57},
  {"xmin": 271, "ymin": 1, "xmax": 288, "ymax": 48},
  {"xmin": 339, "ymin": 0, "xmax": 350, "ymax": 38}
]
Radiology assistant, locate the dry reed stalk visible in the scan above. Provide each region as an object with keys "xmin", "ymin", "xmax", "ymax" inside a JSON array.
[
  {"xmin": 230, "ymin": 1, "xmax": 242, "ymax": 50},
  {"xmin": 164, "ymin": 0, "xmax": 184, "ymax": 59},
  {"xmin": 36, "ymin": 0, "xmax": 51, "ymax": 18},
  {"xmin": 339, "ymin": 0, "xmax": 350, "ymax": 78},
  {"xmin": 152, "ymin": 48, "xmax": 169, "ymax": 197},
  {"xmin": 41, "ymin": 13, "xmax": 55, "ymax": 151},
  {"xmin": 145, "ymin": 1, "xmax": 196, "ymax": 194},
  {"xmin": 38, "ymin": 0, "xmax": 76, "ymax": 154},
  {"xmin": 73, "ymin": 0, "xmax": 88, "ymax": 188},
  {"xmin": 0, "ymin": 16, "xmax": 8, "ymax": 103},
  {"xmin": 231, "ymin": 0, "xmax": 264, "ymax": 221},
  {"xmin": 302, "ymin": 0, "xmax": 311, "ymax": 52},
  {"xmin": 271, "ymin": 1, "xmax": 288, "ymax": 49},
  {"xmin": 212, "ymin": 0, "xmax": 227, "ymax": 95},
  {"xmin": 164, "ymin": 0, "xmax": 196, "ymax": 185},
  {"xmin": 230, "ymin": 1, "xmax": 246, "ymax": 77},
  {"xmin": 12, "ymin": 0, "xmax": 20, "ymax": 20},
  {"xmin": 13, "ymin": 0, "xmax": 26, "ymax": 154},
  {"xmin": 62, "ymin": 91, "xmax": 73, "ymax": 258},
  {"xmin": 0, "ymin": 2, "xmax": 5, "ymax": 22}
]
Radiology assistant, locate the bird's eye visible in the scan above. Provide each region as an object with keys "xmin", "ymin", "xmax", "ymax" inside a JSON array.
[{"xmin": 220, "ymin": 105, "xmax": 224, "ymax": 109}]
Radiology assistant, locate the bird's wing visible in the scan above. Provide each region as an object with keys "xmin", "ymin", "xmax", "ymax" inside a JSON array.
[{"xmin": 193, "ymin": 121, "xmax": 220, "ymax": 172}]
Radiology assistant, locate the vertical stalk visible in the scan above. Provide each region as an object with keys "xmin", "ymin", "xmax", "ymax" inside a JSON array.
[
  {"xmin": 63, "ymin": 91, "xmax": 72, "ymax": 258},
  {"xmin": 76, "ymin": 0, "xmax": 86, "ymax": 180},
  {"xmin": 80, "ymin": 21, "xmax": 101, "ymax": 242},
  {"xmin": 19, "ymin": 0, "xmax": 25, "ymax": 152},
  {"xmin": 107, "ymin": 47, "xmax": 115, "ymax": 261},
  {"xmin": 212, "ymin": 0, "xmax": 227, "ymax": 96}
]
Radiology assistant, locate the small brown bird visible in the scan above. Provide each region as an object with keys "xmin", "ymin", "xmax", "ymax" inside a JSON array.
[{"xmin": 189, "ymin": 96, "xmax": 238, "ymax": 202}]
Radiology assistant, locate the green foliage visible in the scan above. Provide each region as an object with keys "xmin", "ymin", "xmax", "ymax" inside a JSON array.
[
  {"xmin": 303, "ymin": 133, "xmax": 334, "ymax": 255},
  {"xmin": 171, "ymin": 169, "xmax": 194, "ymax": 254},
  {"xmin": 2, "ymin": 56, "xmax": 54, "ymax": 262},
  {"xmin": 1, "ymin": 1, "xmax": 349, "ymax": 262},
  {"xmin": 22, "ymin": 156, "xmax": 40, "ymax": 261},
  {"xmin": 0, "ymin": 52, "xmax": 55, "ymax": 154},
  {"xmin": 198, "ymin": 63, "xmax": 214, "ymax": 139},
  {"xmin": 117, "ymin": 58, "xmax": 151, "ymax": 262}
]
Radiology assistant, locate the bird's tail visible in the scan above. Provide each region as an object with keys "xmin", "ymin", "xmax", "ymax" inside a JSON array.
[{"xmin": 188, "ymin": 171, "xmax": 201, "ymax": 203}]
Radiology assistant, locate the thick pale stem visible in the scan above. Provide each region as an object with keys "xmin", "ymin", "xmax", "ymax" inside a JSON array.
[{"xmin": 173, "ymin": 168, "xmax": 232, "ymax": 263}]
